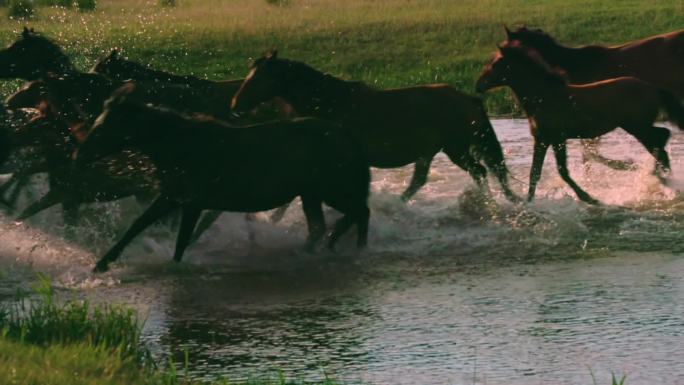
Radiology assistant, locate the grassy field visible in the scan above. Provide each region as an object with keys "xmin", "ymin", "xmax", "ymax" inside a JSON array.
[{"xmin": 0, "ymin": 0, "xmax": 682, "ymax": 114}]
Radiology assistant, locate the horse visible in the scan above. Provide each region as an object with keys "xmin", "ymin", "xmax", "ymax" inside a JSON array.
[
  {"xmin": 91, "ymin": 50, "xmax": 295, "ymax": 227},
  {"xmin": 91, "ymin": 49, "xmax": 294, "ymax": 122},
  {"xmin": 503, "ymin": 26, "xmax": 684, "ymax": 170},
  {"xmin": 0, "ymin": 27, "xmax": 75, "ymax": 80},
  {"xmin": 475, "ymin": 45, "xmax": 684, "ymax": 204},
  {"xmin": 230, "ymin": 51, "xmax": 519, "ymax": 203},
  {"xmin": 76, "ymin": 85, "xmax": 371, "ymax": 272},
  {"xmin": 1, "ymin": 80, "xmax": 162, "ymax": 225},
  {"xmin": 0, "ymin": 107, "xmax": 45, "ymax": 208},
  {"xmin": 10, "ymin": 116, "xmax": 158, "ymax": 227}
]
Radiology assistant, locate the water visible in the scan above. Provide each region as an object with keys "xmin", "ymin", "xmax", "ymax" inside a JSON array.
[{"xmin": 2, "ymin": 119, "xmax": 684, "ymax": 384}]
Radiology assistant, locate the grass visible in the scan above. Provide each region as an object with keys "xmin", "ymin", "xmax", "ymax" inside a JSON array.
[{"xmin": 0, "ymin": 0, "xmax": 681, "ymax": 113}]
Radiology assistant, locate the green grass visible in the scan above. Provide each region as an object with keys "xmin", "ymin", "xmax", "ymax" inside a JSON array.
[{"xmin": 0, "ymin": 0, "xmax": 682, "ymax": 114}]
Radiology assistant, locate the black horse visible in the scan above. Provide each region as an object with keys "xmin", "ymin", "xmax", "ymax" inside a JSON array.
[{"xmin": 77, "ymin": 85, "xmax": 371, "ymax": 272}]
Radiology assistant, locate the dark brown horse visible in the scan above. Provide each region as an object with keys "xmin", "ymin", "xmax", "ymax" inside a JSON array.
[
  {"xmin": 476, "ymin": 45, "xmax": 684, "ymax": 204},
  {"xmin": 504, "ymin": 26, "xmax": 684, "ymax": 94},
  {"xmin": 77, "ymin": 86, "xmax": 371, "ymax": 272},
  {"xmin": 0, "ymin": 27, "xmax": 75, "ymax": 80},
  {"xmin": 504, "ymin": 26, "xmax": 684, "ymax": 169},
  {"xmin": 10, "ymin": 116, "xmax": 158, "ymax": 226},
  {"xmin": 91, "ymin": 50, "xmax": 295, "ymax": 227},
  {"xmin": 91, "ymin": 49, "xmax": 294, "ymax": 121},
  {"xmin": 231, "ymin": 51, "xmax": 519, "ymax": 202},
  {"xmin": 2, "ymin": 79, "xmax": 163, "ymax": 225}
]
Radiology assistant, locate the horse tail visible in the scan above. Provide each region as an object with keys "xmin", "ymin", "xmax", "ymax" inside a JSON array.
[
  {"xmin": 470, "ymin": 98, "xmax": 520, "ymax": 202},
  {"xmin": 658, "ymin": 89, "xmax": 684, "ymax": 130}
]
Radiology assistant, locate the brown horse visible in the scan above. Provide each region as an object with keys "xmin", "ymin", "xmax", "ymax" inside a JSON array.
[
  {"xmin": 91, "ymin": 50, "xmax": 294, "ymax": 227},
  {"xmin": 504, "ymin": 26, "xmax": 684, "ymax": 170},
  {"xmin": 2, "ymin": 79, "xmax": 163, "ymax": 225},
  {"xmin": 476, "ymin": 45, "xmax": 684, "ymax": 204},
  {"xmin": 231, "ymin": 51, "xmax": 519, "ymax": 203},
  {"xmin": 91, "ymin": 49, "xmax": 294, "ymax": 122},
  {"xmin": 77, "ymin": 85, "xmax": 371, "ymax": 272},
  {"xmin": 0, "ymin": 27, "xmax": 75, "ymax": 80},
  {"xmin": 504, "ymin": 26, "xmax": 684, "ymax": 94},
  {"xmin": 10, "ymin": 116, "xmax": 158, "ymax": 226}
]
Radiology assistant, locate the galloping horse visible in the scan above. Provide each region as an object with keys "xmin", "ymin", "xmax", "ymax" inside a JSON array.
[
  {"xmin": 10, "ymin": 116, "xmax": 158, "ymax": 226},
  {"xmin": 0, "ymin": 27, "xmax": 75, "ymax": 80},
  {"xmin": 476, "ymin": 45, "xmax": 684, "ymax": 204},
  {"xmin": 504, "ymin": 26, "xmax": 684, "ymax": 93},
  {"xmin": 92, "ymin": 49, "xmax": 294, "ymax": 121},
  {"xmin": 231, "ymin": 51, "xmax": 519, "ymax": 203},
  {"xmin": 77, "ymin": 85, "xmax": 371, "ymax": 272},
  {"xmin": 504, "ymin": 26, "xmax": 684, "ymax": 169}
]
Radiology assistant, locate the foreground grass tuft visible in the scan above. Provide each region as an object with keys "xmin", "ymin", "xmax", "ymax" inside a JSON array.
[{"xmin": 0, "ymin": 273, "xmax": 148, "ymax": 363}]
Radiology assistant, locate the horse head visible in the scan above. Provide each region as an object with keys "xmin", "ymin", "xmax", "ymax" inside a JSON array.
[
  {"xmin": 76, "ymin": 82, "xmax": 141, "ymax": 165},
  {"xmin": 0, "ymin": 28, "xmax": 74, "ymax": 80},
  {"xmin": 231, "ymin": 49, "xmax": 286, "ymax": 113}
]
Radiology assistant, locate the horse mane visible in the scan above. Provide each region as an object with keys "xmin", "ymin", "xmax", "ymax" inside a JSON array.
[
  {"xmin": 259, "ymin": 56, "xmax": 370, "ymax": 94},
  {"xmin": 504, "ymin": 46, "xmax": 569, "ymax": 85},
  {"xmin": 509, "ymin": 26, "xmax": 608, "ymax": 66},
  {"xmin": 510, "ymin": 26, "xmax": 559, "ymax": 50},
  {"xmin": 95, "ymin": 52, "xmax": 214, "ymax": 87}
]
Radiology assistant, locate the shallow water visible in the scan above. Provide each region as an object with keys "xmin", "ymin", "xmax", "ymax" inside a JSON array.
[{"xmin": 2, "ymin": 119, "xmax": 684, "ymax": 384}]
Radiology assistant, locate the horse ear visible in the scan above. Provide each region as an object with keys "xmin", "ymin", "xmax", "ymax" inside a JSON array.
[
  {"xmin": 109, "ymin": 49, "xmax": 120, "ymax": 59},
  {"xmin": 504, "ymin": 25, "xmax": 512, "ymax": 39},
  {"xmin": 267, "ymin": 49, "xmax": 278, "ymax": 60},
  {"xmin": 22, "ymin": 27, "xmax": 30, "ymax": 38}
]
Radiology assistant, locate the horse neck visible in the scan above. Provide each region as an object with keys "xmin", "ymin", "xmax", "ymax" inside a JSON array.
[
  {"xmin": 35, "ymin": 54, "xmax": 76, "ymax": 80},
  {"xmin": 506, "ymin": 71, "xmax": 567, "ymax": 116},
  {"xmin": 532, "ymin": 42, "xmax": 610, "ymax": 80},
  {"xmin": 282, "ymin": 71, "xmax": 361, "ymax": 120},
  {"xmin": 127, "ymin": 111, "xmax": 199, "ymax": 167}
]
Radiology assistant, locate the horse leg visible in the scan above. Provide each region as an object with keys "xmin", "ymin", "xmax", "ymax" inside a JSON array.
[
  {"xmin": 16, "ymin": 190, "xmax": 63, "ymax": 221},
  {"xmin": 173, "ymin": 207, "xmax": 202, "ymax": 262},
  {"xmin": 328, "ymin": 205, "xmax": 370, "ymax": 251},
  {"xmin": 624, "ymin": 125, "xmax": 671, "ymax": 179},
  {"xmin": 93, "ymin": 196, "xmax": 178, "ymax": 272},
  {"xmin": 62, "ymin": 201, "xmax": 79, "ymax": 227},
  {"xmin": 301, "ymin": 195, "xmax": 326, "ymax": 252},
  {"xmin": 188, "ymin": 210, "xmax": 222, "ymax": 245},
  {"xmin": 581, "ymin": 137, "xmax": 636, "ymax": 171},
  {"xmin": 62, "ymin": 201, "xmax": 80, "ymax": 240},
  {"xmin": 552, "ymin": 142, "xmax": 600, "ymax": 204},
  {"xmin": 270, "ymin": 203, "xmax": 290, "ymax": 223},
  {"xmin": 528, "ymin": 140, "xmax": 549, "ymax": 202},
  {"xmin": 244, "ymin": 213, "xmax": 257, "ymax": 243},
  {"xmin": 401, "ymin": 157, "xmax": 433, "ymax": 201},
  {"xmin": 449, "ymin": 152, "xmax": 489, "ymax": 192}
]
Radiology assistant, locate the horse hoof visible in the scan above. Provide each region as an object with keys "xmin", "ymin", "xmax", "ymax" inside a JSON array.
[{"xmin": 92, "ymin": 261, "xmax": 110, "ymax": 273}]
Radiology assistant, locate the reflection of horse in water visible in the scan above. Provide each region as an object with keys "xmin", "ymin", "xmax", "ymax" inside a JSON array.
[
  {"xmin": 504, "ymin": 26, "xmax": 684, "ymax": 171},
  {"xmin": 477, "ymin": 45, "xmax": 684, "ymax": 204}
]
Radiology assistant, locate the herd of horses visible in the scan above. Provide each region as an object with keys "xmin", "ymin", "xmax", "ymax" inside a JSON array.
[{"xmin": 0, "ymin": 26, "xmax": 683, "ymax": 272}]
